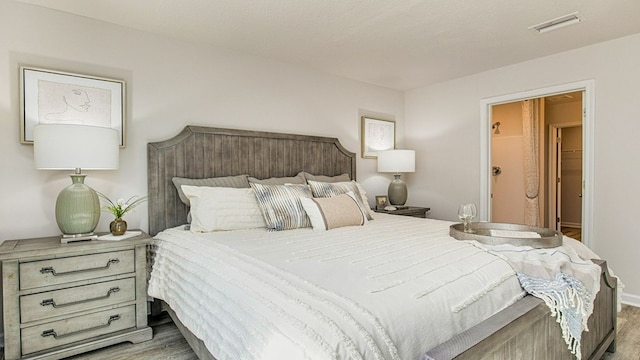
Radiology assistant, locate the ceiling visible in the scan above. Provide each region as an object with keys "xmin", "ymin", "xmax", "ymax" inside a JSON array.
[
  {"xmin": 15, "ymin": 0, "xmax": 640, "ymax": 90},
  {"xmin": 545, "ymin": 91, "xmax": 582, "ymax": 105}
]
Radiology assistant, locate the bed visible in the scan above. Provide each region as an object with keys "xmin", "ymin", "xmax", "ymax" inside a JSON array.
[{"xmin": 147, "ymin": 126, "xmax": 617, "ymax": 360}]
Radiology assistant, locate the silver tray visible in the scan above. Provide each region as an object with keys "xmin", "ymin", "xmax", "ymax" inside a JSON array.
[{"xmin": 449, "ymin": 222, "xmax": 563, "ymax": 248}]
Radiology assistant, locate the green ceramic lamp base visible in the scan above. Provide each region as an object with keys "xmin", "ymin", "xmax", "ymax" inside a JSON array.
[{"xmin": 55, "ymin": 173, "xmax": 101, "ymax": 238}]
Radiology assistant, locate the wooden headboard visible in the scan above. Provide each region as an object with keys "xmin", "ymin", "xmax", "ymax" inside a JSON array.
[{"xmin": 147, "ymin": 126, "xmax": 356, "ymax": 235}]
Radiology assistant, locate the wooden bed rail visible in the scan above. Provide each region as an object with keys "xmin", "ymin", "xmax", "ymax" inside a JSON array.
[{"xmin": 423, "ymin": 259, "xmax": 617, "ymax": 360}]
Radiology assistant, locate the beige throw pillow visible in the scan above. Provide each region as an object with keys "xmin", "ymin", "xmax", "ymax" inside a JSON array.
[{"xmin": 300, "ymin": 192, "xmax": 366, "ymax": 231}]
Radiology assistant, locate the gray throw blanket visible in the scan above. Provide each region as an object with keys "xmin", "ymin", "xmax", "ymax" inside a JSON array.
[{"xmin": 472, "ymin": 237, "xmax": 602, "ymax": 360}]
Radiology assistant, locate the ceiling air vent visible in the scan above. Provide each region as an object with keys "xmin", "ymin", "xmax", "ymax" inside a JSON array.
[{"xmin": 529, "ymin": 12, "xmax": 581, "ymax": 33}]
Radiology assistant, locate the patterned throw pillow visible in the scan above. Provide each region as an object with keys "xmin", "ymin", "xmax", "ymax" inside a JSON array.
[
  {"xmin": 307, "ymin": 180, "xmax": 374, "ymax": 220},
  {"xmin": 250, "ymin": 183, "xmax": 312, "ymax": 231},
  {"xmin": 300, "ymin": 192, "xmax": 366, "ymax": 231}
]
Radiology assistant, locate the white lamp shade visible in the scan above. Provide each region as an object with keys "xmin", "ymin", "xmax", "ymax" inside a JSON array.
[
  {"xmin": 377, "ymin": 149, "xmax": 415, "ymax": 173},
  {"xmin": 34, "ymin": 124, "xmax": 119, "ymax": 170}
]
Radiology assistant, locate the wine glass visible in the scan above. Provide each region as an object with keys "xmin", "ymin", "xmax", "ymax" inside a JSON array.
[
  {"xmin": 458, "ymin": 204, "xmax": 471, "ymax": 233},
  {"xmin": 458, "ymin": 203, "xmax": 477, "ymax": 233},
  {"xmin": 467, "ymin": 203, "xmax": 477, "ymax": 233}
]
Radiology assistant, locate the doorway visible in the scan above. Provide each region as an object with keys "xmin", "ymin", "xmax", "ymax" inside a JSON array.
[
  {"xmin": 479, "ymin": 80, "xmax": 594, "ymax": 247},
  {"xmin": 490, "ymin": 92, "xmax": 583, "ymax": 235}
]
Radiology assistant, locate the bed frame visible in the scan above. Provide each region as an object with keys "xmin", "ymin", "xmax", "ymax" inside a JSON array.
[
  {"xmin": 148, "ymin": 126, "xmax": 356, "ymax": 236},
  {"xmin": 147, "ymin": 126, "xmax": 617, "ymax": 360}
]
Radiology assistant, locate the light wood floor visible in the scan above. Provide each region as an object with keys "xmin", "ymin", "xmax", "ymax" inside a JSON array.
[
  {"xmin": 67, "ymin": 315, "xmax": 198, "ymax": 360},
  {"xmin": 603, "ymin": 304, "xmax": 640, "ymax": 360},
  {"xmin": 69, "ymin": 305, "xmax": 640, "ymax": 359},
  {"xmin": 562, "ymin": 226, "xmax": 582, "ymax": 241}
]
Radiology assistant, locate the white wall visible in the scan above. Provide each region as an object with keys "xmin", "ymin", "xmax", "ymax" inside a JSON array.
[
  {"xmin": 491, "ymin": 102, "xmax": 525, "ymax": 225},
  {"xmin": 406, "ymin": 33, "xmax": 640, "ymax": 303},
  {"xmin": 0, "ymin": 0, "xmax": 404, "ymax": 241}
]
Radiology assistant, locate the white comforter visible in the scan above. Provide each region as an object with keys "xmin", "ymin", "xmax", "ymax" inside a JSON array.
[{"xmin": 148, "ymin": 214, "xmax": 525, "ymax": 360}]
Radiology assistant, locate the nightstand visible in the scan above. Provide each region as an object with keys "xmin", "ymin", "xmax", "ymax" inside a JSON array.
[
  {"xmin": 373, "ymin": 206, "xmax": 430, "ymax": 218},
  {"xmin": 0, "ymin": 232, "xmax": 153, "ymax": 360}
]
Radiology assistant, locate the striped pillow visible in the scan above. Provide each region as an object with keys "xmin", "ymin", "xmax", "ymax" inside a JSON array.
[
  {"xmin": 307, "ymin": 180, "xmax": 374, "ymax": 220},
  {"xmin": 250, "ymin": 183, "xmax": 312, "ymax": 231}
]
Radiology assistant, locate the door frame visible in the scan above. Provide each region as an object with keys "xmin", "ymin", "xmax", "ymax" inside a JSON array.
[
  {"xmin": 479, "ymin": 80, "xmax": 594, "ymax": 247},
  {"xmin": 549, "ymin": 122, "xmax": 582, "ymax": 231}
]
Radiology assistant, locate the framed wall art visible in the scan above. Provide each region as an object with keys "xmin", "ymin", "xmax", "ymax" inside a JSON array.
[
  {"xmin": 361, "ymin": 116, "xmax": 395, "ymax": 158},
  {"xmin": 20, "ymin": 66, "xmax": 126, "ymax": 146}
]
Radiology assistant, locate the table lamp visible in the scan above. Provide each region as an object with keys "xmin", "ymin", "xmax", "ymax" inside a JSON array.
[
  {"xmin": 34, "ymin": 124, "xmax": 119, "ymax": 243},
  {"xmin": 377, "ymin": 149, "xmax": 415, "ymax": 206}
]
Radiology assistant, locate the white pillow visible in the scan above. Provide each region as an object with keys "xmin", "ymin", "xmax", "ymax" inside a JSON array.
[
  {"xmin": 354, "ymin": 182, "xmax": 376, "ymax": 218},
  {"xmin": 181, "ymin": 185, "xmax": 266, "ymax": 232},
  {"xmin": 300, "ymin": 192, "xmax": 367, "ymax": 231}
]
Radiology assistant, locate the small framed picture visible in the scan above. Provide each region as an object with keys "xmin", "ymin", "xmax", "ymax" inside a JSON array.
[
  {"xmin": 20, "ymin": 66, "xmax": 126, "ymax": 146},
  {"xmin": 375, "ymin": 195, "xmax": 389, "ymax": 210},
  {"xmin": 361, "ymin": 116, "xmax": 395, "ymax": 158}
]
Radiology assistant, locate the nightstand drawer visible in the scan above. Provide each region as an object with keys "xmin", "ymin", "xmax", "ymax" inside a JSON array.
[
  {"xmin": 21, "ymin": 305, "xmax": 136, "ymax": 355},
  {"xmin": 19, "ymin": 250, "xmax": 135, "ymax": 290},
  {"xmin": 20, "ymin": 278, "xmax": 136, "ymax": 323}
]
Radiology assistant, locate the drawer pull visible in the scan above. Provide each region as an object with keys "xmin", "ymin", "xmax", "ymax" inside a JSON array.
[
  {"xmin": 40, "ymin": 287, "xmax": 121, "ymax": 308},
  {"xmin": 39, "ymin": 259, "xmax": 120, "ymax": 276},
  {"xmin": 41, "ymin": 314, "xmax": 121, "ymax": 339}
]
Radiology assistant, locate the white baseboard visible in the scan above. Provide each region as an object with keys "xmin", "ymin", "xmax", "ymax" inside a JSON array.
[
  {"xmin": 560, "ymin": 222, "xmax": 581, "ymax": 229},
  {"xmin": 621, "ymin": 292, "xmax": 640, "ymax": 307}
]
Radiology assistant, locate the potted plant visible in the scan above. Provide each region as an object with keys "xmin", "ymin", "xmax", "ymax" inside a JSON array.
[{"xmin": 98, "ymin": 193, "xmax": 147, "ymax": 235}]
